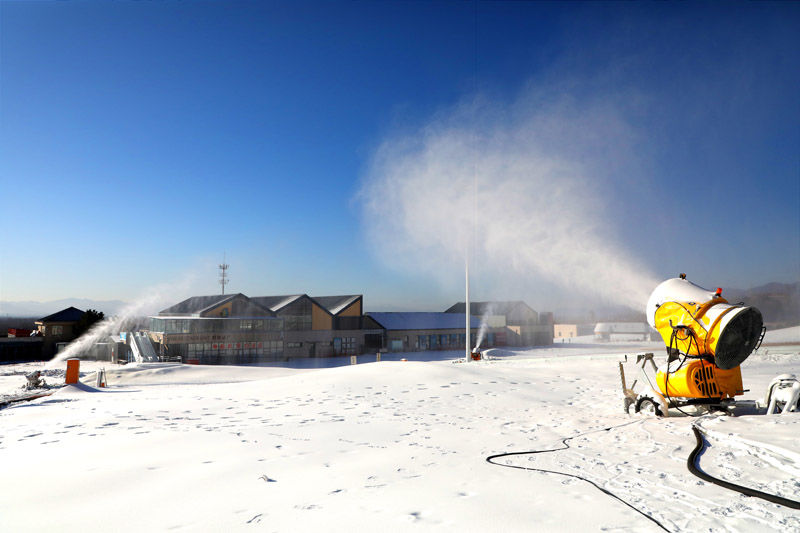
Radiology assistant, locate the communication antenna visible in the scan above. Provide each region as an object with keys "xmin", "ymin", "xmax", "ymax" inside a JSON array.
[{"xmin": 219, "ymin": 253, "xmax": 230, "ymax": 295}]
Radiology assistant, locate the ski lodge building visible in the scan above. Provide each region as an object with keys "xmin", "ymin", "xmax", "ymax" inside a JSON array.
[
  {"xmin": 148, "ymin": 293, "xmax": 384, "ymax": 364},
  {"xmin": 593, "ymin": 322, "xmax": 654, "ymax": 342},
  {"xmin": 444, "ymin": 301, "xmax": 554, "ymax": 347},
  {"xmin": 365, "ymin": 312, "xmax": 481, "ymax": 352},
  {"xmin": 146, "ymin": 295, "xmax": 555, "ymax": 363}
]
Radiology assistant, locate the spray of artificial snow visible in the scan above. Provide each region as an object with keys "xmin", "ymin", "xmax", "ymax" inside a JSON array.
[
  {"xmin": 360, "ymin": 88, "xmax": 659, "ymax": 311},
  {"xmin": 475, "ymin": 304, "xmax": 496, "ymax": 350},
  {"xmin": 46, "ymin": 275, "xmax": 200, "ymax": 367}
]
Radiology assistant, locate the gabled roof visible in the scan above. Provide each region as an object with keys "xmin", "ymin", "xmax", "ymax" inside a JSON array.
[
  {"xmin": 367, "ymin": 312, "xmax": 480, "ymax": 331},
  {"xmin": 250, "ymin": 295, "xmax": 306, "ymax": 313},
  {"xmin": 444, "ymin": 301, "xmax": 536, "ymax": 316},
  {"xmin": 159, "ymin": 294, "xmax": 236, "ymax": 316},
  {"xmin": 313, "ymin": 295, "xmax": 361, "ymax": 316},
  {"xmin": 37, "ymin": 306, "xmax": 85, "ymax": 323},
  {"xmin": 159, "ymin": 294, "xmax": 274, "ymax": 317}
]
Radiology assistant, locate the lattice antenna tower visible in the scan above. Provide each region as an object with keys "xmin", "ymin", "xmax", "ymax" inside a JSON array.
[{"xmin": 219, "ymin": 253, "xmax": 230, "ymax": 295}]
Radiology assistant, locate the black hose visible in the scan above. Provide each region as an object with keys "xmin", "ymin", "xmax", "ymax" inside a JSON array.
[
  {"xmin": 486, "ymin": 421, "xmax": 671, "ymax": 532},
  {"xmin": 688, "ymin": 425, "xmax": 800, "ymax": 510}
]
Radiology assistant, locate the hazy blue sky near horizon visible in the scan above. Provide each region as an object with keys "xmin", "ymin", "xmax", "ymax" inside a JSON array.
[{"xmin": 1, "ymin": 1, "xmax": 798, "ymax": 313}]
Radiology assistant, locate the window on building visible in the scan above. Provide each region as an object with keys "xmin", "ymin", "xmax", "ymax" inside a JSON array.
[
  {"xmin": 284, "ymin": 315, "xmax": 312, "ymax": 331},
  {"xmin": 342, "ymin": 337, "xmax": 356, "ymax": 354},
  {"xmin": 282, "ymin": 299, "xmax": 312, "ymax": 331}
]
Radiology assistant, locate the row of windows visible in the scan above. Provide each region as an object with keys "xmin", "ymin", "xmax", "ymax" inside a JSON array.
[
  {"xmin": 332, "ymin": 337, "xmax": 357, "ymax": 355},
  {"xmin": 150, "ymin": 318, "xmax": 283, "ymax": 334},
  {"xmin": 284, "ymin": 315, "xmax": 313, "ymax": 331},
  {"xmin": 184, "ymin": 341, "xmax": 283, "ymax": 356},
  {"xmin": 150, "ymin": 314, "xmax": 360, "ymax": 334},
  {"xmin": 417, "ymin": 334, "xmax": 473, "ymax": 350}
]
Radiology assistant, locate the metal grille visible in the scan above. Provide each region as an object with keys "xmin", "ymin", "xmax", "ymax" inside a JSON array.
[{"xmin": 694, "ymin": 364, "xmax": 719, "ymax": 397}]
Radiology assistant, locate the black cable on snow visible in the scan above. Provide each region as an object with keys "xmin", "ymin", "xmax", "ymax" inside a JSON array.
[
  {"xmin": 688, "ymin": 425, "xmax": 800, "ymax": 510},
  {"xmin": 485, "ymin": 421, "xmax": 671, "ymax": 532}
]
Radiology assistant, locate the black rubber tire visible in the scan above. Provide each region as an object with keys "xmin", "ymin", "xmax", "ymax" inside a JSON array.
[{"xmin": 635, "ymin": 396, "xmax": 663, "ymax": 416}]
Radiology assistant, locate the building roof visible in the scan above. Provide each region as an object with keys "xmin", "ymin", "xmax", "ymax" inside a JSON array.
[
  {"xmin": 444, "ymin": 301, "xmax": 536, "ymax": 316},
  {"xmin": 159, "ymin": 294, "xmax": 238, "ymax": 316},
  {"xmin": 37, "ymin": 306, "xmax": 85, "ymax": 323},
  {"xmin": 367, "ymin": 312, "xmax": 480, "ymax": 331},
  {"xmin": 250, "ymin": 295, "xmax": 306, "ymax": 313},
  {"xmin": 313, "ymin": 295, "xmax": 361, "ymax": 315},
  {"xmin": 594, "ymin": 322, "xmax": 650, "ymax": 334},
  {"xmin": 159, "ymin": 293, "xmax": 276, "ymax": 317}
]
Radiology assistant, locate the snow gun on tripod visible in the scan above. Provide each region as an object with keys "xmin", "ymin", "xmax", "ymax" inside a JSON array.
[{"xmin": 618, "ymin": 274, "xmax": 787, "ymax": 416}]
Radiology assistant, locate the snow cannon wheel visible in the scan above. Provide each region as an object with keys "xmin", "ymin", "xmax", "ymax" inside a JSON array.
[{"xmin": 635, "ymin": 397, "xmax": 663, "ymax": 417}]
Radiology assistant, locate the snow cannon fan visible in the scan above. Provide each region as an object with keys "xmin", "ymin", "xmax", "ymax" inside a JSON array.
[{"xmin": 646, "ymin": 274, "xmax": 765, "ymax": 400}]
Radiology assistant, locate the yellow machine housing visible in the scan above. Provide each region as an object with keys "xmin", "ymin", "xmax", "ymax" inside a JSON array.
[
  {"xmin": 651, "ymin": 294, "xmax": 763, "ymax": 370},
  {"xmin": 655, "ymin": 360, "xmax": 744, "ymax": 399}
]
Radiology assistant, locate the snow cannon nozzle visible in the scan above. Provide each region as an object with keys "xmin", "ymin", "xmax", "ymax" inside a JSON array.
[{"xmin": 647, "ymin": 277, "xmax": 764, "ymax": 370}]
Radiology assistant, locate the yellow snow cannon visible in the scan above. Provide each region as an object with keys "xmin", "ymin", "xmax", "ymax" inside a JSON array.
[
  {"xmin": 619, "ymin": 274, "xmax": 765, "ymax": 416},
  {"xmin": 647, "ymin": 274, "xmax": 764, "ymax": 372}
]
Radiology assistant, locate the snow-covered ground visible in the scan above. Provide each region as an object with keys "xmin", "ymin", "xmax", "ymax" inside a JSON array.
[{"xmin": 1, "ymin": 331, "xmax": 798, "ymax": 532}]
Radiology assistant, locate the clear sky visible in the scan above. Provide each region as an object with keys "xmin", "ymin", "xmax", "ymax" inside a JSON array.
[{"xmin": 1, "ymin": 1, "xmax": 798, "ymax": 312}]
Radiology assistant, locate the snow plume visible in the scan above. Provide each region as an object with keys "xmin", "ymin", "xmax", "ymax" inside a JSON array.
[
  {"xmin": 360, "ymin": 88, "xmax": 659, "ymax": 311},
  {"xmin": 475, "ymin": 304, "xmax": 496, "ymax": 350},
  {"xmin": 46, "ymin": 274, "xmax": 201, "ymax": 368}
]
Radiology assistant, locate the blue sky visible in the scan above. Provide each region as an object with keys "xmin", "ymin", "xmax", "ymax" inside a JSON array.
[{"xmin": 1, "ymin": 1, "xmax": 798, "ymax": 312}]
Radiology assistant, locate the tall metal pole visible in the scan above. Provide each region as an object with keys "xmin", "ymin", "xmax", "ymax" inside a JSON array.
[
  {"xmin": 466, "ymin": 0, "xmax": 477, "ymax": 364},
  {"xmin": 465, "ymin": 252, "xmax": 471, "ymax": 362}
]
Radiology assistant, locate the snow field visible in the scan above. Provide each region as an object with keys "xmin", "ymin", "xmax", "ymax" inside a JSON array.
[{"xmin": 0, "ymin": 342, "xmax": 798, "ymax": 532}]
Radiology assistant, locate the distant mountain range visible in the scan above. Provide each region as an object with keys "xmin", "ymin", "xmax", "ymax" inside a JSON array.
[
  {"xmin": 0, "ymin": 298, "xmax": 129, "ymax": 318},
  {"xmin": 724, "ymin": 282, "xmax": 800, "ymax": 328}
]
